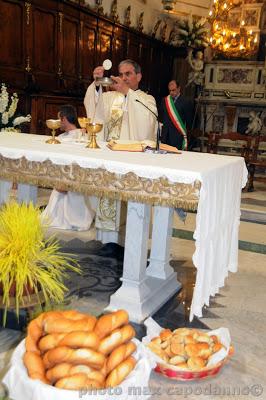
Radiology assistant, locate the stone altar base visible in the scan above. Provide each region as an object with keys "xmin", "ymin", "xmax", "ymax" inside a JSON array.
[
  {"xmin": 106, "ymin": 273, "xmax": 181, "ymax": 323},
  {"xmin": 106, "ymin": 202, "xmax": 181, "ymax": 323}
]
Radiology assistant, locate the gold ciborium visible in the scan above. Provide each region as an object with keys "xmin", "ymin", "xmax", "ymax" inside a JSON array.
[
  {"xmin": 86, "ymin": 122, "xmax": 102, "ymax": 149},
  {"xmin": 46, "ymin": 119, "xmax": 61, "ymax": 144}
]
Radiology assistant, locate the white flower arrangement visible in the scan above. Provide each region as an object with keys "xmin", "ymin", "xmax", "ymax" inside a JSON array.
[
  {"xmin": 0, "ymin": 83, "xmax": 31, "ymax": 132},
  {"xmin": 170, "ymin": 15, "xmax": 209, "ymax": 49}
]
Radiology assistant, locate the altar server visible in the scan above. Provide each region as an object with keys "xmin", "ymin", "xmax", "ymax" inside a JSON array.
[{"xmin": 42, "ymin": 105, "xmax": 96, "ymax": 231}]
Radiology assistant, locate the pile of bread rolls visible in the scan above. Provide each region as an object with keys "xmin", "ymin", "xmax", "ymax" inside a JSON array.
[
  {"xmin": 147, "ymin": 327, "xmax": 224, "ymax": 371},
  {"xmin": 23, "ymin": 309, "xmax": 137, "ymax": 390}
]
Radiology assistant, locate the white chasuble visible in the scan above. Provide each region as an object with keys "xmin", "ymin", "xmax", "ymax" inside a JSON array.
[
  {"xmin": 84, "ymin": 83, "xmax": 157, "ymax": 142},
  {"xmin": 84, "ymin": 82, "xmax": 157, "ymax": 231}
]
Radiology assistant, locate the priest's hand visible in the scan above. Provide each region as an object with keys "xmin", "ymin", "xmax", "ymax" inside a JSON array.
[
  {"xmin": 93, "ymin": 66, "xmax": 104, "ymax": 84},
  {"xmin": 110, "ymin": 75, "xmax": 129, "ymax": 95}
]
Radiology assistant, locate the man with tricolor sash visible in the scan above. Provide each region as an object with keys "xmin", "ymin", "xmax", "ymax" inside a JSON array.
[{"xmin": 160, "ymin": 80, "xmax": 192, "ymax": 150}]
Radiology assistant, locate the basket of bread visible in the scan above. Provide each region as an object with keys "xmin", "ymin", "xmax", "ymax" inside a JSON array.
[
  {"xmin": 3, "ymin": 310, "xmax": 155, "ymax": 400},
  {"xmin": 143, "ymin": 318, "xmax": 233, "ymax": 381}
]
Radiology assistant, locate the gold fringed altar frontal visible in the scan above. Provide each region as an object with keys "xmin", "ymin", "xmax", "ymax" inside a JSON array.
[{"xmin": 0, "ymin": 155, "xmax": 200, "ymax": 210}]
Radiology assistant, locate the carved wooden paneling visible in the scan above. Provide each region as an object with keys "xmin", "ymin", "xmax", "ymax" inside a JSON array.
[
  {"xmin": 173, "ymin": 56, "xmax": 191, "ymax": 96},
  {"xmin": 62, "ymin": 16, "xmax": 79, "ymax": 78},
  {"xmin": 112, "ymin": 26, "xmax": 127, "ymax": 73},
  {"xmin": 0, "ymin": 0, "xmax": 25, "ymax": 86},
  {"xmin": 97, "ymin": 19, "xmax": 113, "ymax": 65},
  {"xmin": 59, "ymin": 10, "xmax": 81, "ymax": 94},
  {"xmin": 81, "ymin": 14, "xmax": 97, "ymax": 83},
  {"xmin": 126, "ymin": 32, "xmax": 142, "ymax": 62},
  {"xmin": 31, "ymin": 5, "xmax": 58, "ymax": 89},
  {"xmin": 30, "ymin": 95, "xmax": 85, "ymax": 134},
  {"xmin": 149, "ymin": 45, "xmax": 163, "ymax": 100},
  {"xmin": 0, "ymin": 0, "xmax": 24, "ymax": 67},
  {"xmin": 138, "ymin": 38, "xmax": 152, "ymax": 93},
  {"xmin": 0, "ymin": 0, "xmax": 184, "ymax": 134},
  {"xmin": 32, "ymin": 9, "xmax": 57, "ymax": 72},
  {"xmin": 160, "ymin": 47, "xmax": 175, "ymax": 97},
  {"xmin": 77, "ymin": 104, "xmax": 87, "ymax": 118}
]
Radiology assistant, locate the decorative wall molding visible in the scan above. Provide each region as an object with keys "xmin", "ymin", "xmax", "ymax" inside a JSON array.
[
  {"xmin": 202, "ymin": 60, "xmax": 266, "ymax": 134},
  {"xmin": 204, "ymin": 61, "xmax": 266, "ymax": 103}
]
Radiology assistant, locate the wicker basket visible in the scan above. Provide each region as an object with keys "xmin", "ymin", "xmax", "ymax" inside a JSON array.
[{"xmin": 154, "ymin": 345, "xmax": 234, "ymax": 381}]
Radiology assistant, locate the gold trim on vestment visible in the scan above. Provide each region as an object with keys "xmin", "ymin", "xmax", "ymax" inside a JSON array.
[{"xmin": 0, "ymin": 155, "xmax": 200, "ymax": 210}]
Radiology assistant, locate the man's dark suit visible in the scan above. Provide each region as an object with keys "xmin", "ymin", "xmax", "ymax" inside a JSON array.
[{"xmin": 160, "ymin": 95, "xmax": 193, "ymax": 150}]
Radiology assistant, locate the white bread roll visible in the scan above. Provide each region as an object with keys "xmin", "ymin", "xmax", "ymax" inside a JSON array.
[
  {"xmin": 70, "ymin": 365, "xmax": 106, "ymax": 384},
  {"xmin": 38, "ymin": 333, "xmax": 66, "ymax": 353},
  {"xmin": 60, "ymin": 310, "xmax": 93, "ymax": 320},
  {"xmin": 43, "ymin": 346, "xmax": 106, "ymax": 370},
  {"xmin": 94, "ymin": 310, "xmax": 129, "ymax": 339},
  {"xmin": 187, "ymin": 356, "xmax": 206, "ymax": 370},
  {"xmin": 25, "ymin": 312, "xmax": 61, "ymax": 354},
  {"xmin": 46, "ymin": 362, "xmax": 73, "ymax": 383},
  {"xmin": 25, "ymin": 310, "xmax": 90, "ymax": 354},
  {"xmin": 46, "ymin": 363, "xmax": 106, "ymax": 385},
  {"xmin": 58, "ymin": 331, "xmax": 100, "ymax": 350},
  {"xmin": 55, "ymin": 373, "xmax": 102, "ymax": 390},
  {"xmin": 44, "ymin": 316, "xmax": 96, "ymax": 334},
  {"xmin": 98, "ymin": 324, "xmax": 135, "ymax": 355},
  {"xmin": 105, "ymin": 356, "xmax": 136, "ymax": 388},
  {"xmin": 23, "ymin": 351, "xmax": 49, "ymax": 384},
  {"xmin": 106, "ymin": 341, "xmax": 136, "ymax": 374}
]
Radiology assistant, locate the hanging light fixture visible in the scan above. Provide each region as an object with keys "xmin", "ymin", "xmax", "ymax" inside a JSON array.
[
  {"xmin": 162, "ymin": 0, "xmax": 177, "ymax": 11},
  {"xmin": 208, "ymin": 0, "xmax": 258, "ymax": 58}
]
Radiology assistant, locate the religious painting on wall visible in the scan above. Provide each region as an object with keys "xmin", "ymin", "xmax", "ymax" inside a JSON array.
[
  {"xmin": 228, "ymin": 9, "xmax": 241, "ymax": 29},
  {"xmin": 241, "ymin": 5, "xmax": 262, "ymax": 30}
]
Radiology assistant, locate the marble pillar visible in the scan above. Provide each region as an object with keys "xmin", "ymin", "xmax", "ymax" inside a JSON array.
[{"xmin": 106, "ymin": 202, "xmax": 181, "ymax": 323}]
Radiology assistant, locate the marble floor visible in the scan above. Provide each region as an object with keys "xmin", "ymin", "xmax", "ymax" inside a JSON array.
[{"xmin": 0, "ymin": 184, "xmax": 265, "ymax": 400}]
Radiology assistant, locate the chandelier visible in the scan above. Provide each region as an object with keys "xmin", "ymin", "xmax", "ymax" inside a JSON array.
[
  {"xmin": 162, "ymin": 0, "xmax": 177, "ymax": 11},
  {"xmin": 208, "ymin": 0, "xmax": 258, "ymax": 58}
]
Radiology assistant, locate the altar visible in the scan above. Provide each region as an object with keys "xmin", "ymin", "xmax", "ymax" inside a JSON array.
[{"xmin": 0, "ymin": 133, "xmax": 247, "ymax": 322}]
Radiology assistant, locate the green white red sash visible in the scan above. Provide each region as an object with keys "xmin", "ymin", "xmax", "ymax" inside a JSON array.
[{"xmin": 165, "ymin": 95, "xmax": 187, "ymax": 150}]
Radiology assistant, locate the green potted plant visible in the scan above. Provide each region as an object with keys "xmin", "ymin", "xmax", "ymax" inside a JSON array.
[{"xmin": 0, "ymin": 201, "xmax": 81, "ymax": 325}]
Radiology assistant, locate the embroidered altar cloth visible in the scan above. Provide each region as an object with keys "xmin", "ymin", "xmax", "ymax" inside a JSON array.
[{"xmin": 0, "ymin": 133, "xmax": 248, "ymax": 320}]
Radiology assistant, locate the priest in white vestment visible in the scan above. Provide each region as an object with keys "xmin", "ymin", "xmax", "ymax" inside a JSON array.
[
  {"xmin": 84, "ymin": 59, "xmax": 158, "ymax": 235},
  {"xmin": 42, "ymin": 105, "xmax": 96, "ymax": 231},
  {"xmin": 84, "ymin": 59, "xmax": 157, "ymax": 142}
]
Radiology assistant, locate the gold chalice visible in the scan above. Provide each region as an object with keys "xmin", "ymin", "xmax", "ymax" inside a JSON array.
[
  {"xmin": 46, "ymin": 119, "xmax": 61, "ymax": 144},
  {"xmin": 86, "ymin": 122, "xmax": 102, "ymax": 149},
  {"xmin": 77, "ymin": 117, "xmax": 90, "ymax": 142},
  {"xmin": 78, "ymin": 117, "xmax": 90, "ymax": 129}
]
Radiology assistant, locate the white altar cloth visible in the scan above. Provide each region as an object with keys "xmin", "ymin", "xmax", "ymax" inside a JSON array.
[{"xmin": 0, "ymin": 133, "xmax": 248, "ymax": 320}]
